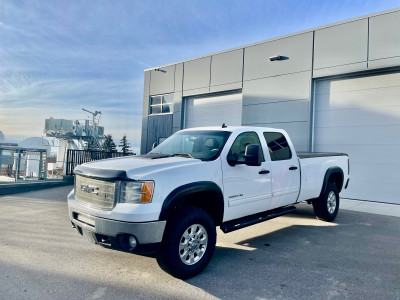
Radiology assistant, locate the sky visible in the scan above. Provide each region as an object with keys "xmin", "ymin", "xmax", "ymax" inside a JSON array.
[{"xmin": 1, "ymin": 0, "xmax": 399, "ymax": 153}]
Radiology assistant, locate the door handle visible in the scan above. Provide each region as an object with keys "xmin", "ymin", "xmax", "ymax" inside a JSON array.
[
  {"xmin": 289, "ymin": 166, "xmax": 298, "ymax": 170},
  {"xmin": 259, "ymin": 170, "xmax": 270, "ymax": 175}
]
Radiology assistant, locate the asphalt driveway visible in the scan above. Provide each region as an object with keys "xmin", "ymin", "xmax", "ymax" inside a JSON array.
[{"xmin": 0, "ymin": 186, "xmax": 399, "ymax": 300}]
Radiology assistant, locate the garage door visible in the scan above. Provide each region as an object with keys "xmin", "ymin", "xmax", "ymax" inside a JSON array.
[
  {"xmin": 314, "ymin": 71, "xmax": 400, "ymax": 204},
  {"xmin": 185, "ymin": 93, "xmax": 242, "ymax": 128}
]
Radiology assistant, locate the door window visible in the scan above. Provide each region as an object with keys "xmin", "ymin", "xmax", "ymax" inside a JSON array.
[
  {"xmin": 263, "ymin": 132, "xmax": 292, "ymax": 161},
  {"xmin": 229, "ymin": 132, "xmax": 263, "ymax": 163}
]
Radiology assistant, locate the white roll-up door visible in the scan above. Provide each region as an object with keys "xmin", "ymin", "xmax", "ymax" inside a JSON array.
[
  {"xmin": 184, "ymin": 93, "xmax": 242, "ymax": 129},
  {"xmin": 314, "ymin": 71, "xmax": 400, "ymax": 204}
]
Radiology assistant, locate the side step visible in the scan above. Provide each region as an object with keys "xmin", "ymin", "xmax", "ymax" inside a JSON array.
[{"xmin": 220, "ymin": 206, "xmax": 296, "ymax": 233}]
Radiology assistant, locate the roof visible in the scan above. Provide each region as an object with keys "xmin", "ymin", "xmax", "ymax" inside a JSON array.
[
  {"xmin": 145, "ymin": 7, "xmax": 400, "ymax": 71},
  {"xmin": 179, "ymin": 125, "xmax": 282, "ymax": 133}
]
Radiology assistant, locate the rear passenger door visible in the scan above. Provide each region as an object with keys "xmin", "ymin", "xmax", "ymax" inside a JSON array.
[{"xmin": 263, "ymin": 132, "xmax": 300, "ymax": 209}]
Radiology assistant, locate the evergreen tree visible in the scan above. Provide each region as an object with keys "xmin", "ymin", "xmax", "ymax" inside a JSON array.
[
  {"xmin": 119, "ymin": 134, "xmax": 132, "ymax": 154},
  {"xmin": 102, "ymin": 134, "xmax": 117, "ymax": 152}
]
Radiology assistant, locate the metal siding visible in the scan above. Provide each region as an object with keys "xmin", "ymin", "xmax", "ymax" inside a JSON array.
[
  {"xmin": 243, "ymin": 32, "xmax": 313, "ymax": 81},
  {"xmin": 242, "ymin": 100, "xmax": 309, "ymax": 124},
  {"xmin": 182, "ymin": 87, "xmax": 210, "ymax": 97},
  {"xmin": 209, "ymin": 82, "xmax": 242, "ymax": 93},
  {"xmin": 242, "ymin": 71, "xmax": 312, "ymax": 151},
  {"xmin": 172, "ymin": 127, "xmax": 180, "ymax": 134},
  {"xmin": 313, "ymin": 19, "xmax": 368, "ymax": 70},
  {"xmin": 183, "ymin": 57, "xmax": 211, "ymax": 91},
  {"xmin": 243, "ymin": 121, "xmax": 309, "ymax": 151},
  {"xmin": 173, "ymin": 111, "xmax": 181, "ymax": 128},
  {"xmin": 146, "ymin": 115, "xmax": 173, "ymax": 153},
  {"xmin": 184, "ymin": 93, "xmax": 242, "ymax": 128},
  {"xmin": 140, "ymin": 71, "xmax": 151, "ymax": 154},
  {"xmin": 313, "ymin": 62, "xmax": 367, "ymax": 78},
  {"xmin": 368, "ymin": 56, "xmax": 400, "ymax": 70},
  {"xmin": 140, "ymin": 129, "xmax": 147, "ymax": 154},
  {"xmin": 175, "ymin": 63, "xmax": 183, "ymax": 92},
  {"xmin": 314, "ymin": 71, "xmax": 400, "ymax": 204},
  {"xmin": 211, "ymin": 49, "xmax": 243, "ymax": 87},
  {"xmin": 369, "ymin": 11, "xmax": 400, "ymax": 61},
  {"xmin": 173, "ymin": 91, "xmax": 183, "ymax": 129},
  {"xmin": 149, "ymin": 65, "xmax": 175, "ymax": 95},
  {"xmin": 243, "ymin": 72, "xmax": 311, "ymax": 105}
]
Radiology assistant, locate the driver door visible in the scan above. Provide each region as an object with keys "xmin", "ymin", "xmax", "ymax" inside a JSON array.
[{"xmin": 221, "ymin": 131, "xmax": 272, "ymax": 221}]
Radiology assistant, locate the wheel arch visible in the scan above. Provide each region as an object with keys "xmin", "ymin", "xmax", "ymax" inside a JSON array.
[
  {"xmin": 159, "ymin": 181, "xmax": 224, "ymax": 225},
  {"xmin": 320, "ymin": 167, "xmax": 344, "ymax": 196}
]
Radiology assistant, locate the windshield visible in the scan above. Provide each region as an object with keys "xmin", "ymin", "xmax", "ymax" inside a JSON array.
[{"xmin": 150, "ymin": 130, "xmax": 231, "ymax": 161}]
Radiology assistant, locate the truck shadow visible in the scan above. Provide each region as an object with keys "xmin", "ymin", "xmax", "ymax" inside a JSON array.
[{"xmin": 184, "ymin": 204, "xmax": 398, "ymax": 299}]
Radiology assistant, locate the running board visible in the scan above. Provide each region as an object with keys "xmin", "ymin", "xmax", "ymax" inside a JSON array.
[{"xmin": 220, "ymin": 206, "xmax": 296, "ymax": 233}]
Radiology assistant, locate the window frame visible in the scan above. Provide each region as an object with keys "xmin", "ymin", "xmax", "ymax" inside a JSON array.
[{"xmin": 149, "ymin": 94, "xmax": 174, "ymax": 115}]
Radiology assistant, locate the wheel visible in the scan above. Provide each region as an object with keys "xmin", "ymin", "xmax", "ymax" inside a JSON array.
[
  {"xmin": 157, "ymin": 206, "xmax": 216, "ymax": 279},
  {"xmin": 313, "ymin": 182, "xmax": 339, "ymax": 222}
]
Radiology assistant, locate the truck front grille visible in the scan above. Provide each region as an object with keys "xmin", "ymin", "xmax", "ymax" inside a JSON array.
[{"xmin": 75, "ymin": 175, "xmax": 117, "ymax": 209}]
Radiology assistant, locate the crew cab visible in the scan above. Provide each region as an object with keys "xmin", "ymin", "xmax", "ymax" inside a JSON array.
[{"xmin": 68, "ymin": 126, "xmax": 350, "ymax": 279}]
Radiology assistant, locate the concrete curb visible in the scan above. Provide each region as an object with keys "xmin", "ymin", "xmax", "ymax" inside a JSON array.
[
  {"xmin": 0, "ymin": 178, "xmax": 73, "ymax": 196},
  {"xmin": 341, "ymin": 198, "xmax": 400, "ymax": 218}
]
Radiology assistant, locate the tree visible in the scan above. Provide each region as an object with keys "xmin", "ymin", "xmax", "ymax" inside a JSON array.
[
  {"xmin": 102, "ymin": 134, "xmax": 117, "ymax": 152},
  {"xmin": 119, "ymin": 134, "xmax": 132, "ymax": 154}
]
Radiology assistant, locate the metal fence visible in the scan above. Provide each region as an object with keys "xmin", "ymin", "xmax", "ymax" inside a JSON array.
[
  {"xmin": 66, "ymin": 150, "xmax": 131, "ymax": 176},
  {"xmin": 0, "ymin": 146, "xmax": 48, "ymax": 182}
]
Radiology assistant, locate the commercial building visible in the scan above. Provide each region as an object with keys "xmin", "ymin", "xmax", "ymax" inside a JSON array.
[{"xmin": 141, "ymin": 8, "xmax": 400, "ymax": 204}]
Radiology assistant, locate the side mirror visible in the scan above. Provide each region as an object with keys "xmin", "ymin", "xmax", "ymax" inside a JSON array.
[
  {"xmin": 244, "ymin": 144, "xmax": 263, "ymax": 166},
  {"xmin": 151, "ymin": 142, "xmax": 158, "ymax": 150},
  {"xmin": 227, "ymin": 153, "xmax": 239, "ymax": 167}
]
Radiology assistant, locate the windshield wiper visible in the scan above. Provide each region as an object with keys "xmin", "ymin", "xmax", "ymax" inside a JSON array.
[{"xmin": 171, "ymin": 153, "xmax": 195, "ymax": 159}]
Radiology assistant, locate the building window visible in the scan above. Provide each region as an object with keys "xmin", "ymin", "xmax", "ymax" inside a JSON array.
[
  {"xmin": 149, "ymin": 94, "xmax": 173, "ymax": 115},
  {"xmin": 263, "ymin": 132, "xmax": 292, "ymax": 161}
]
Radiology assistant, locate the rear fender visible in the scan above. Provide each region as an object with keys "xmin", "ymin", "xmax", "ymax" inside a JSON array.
[{"xmin": 320, "ymin": 167, "xmax": 344, "ymax": 196}]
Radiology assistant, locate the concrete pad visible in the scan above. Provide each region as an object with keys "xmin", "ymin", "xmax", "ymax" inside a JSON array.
[
  {"xmin": 341, "ymin": 198, "xmax": 400, "ymax": 218},
  {"xmin": 1, "ymin": 186, "xmax": 400, "ymax": 299}
]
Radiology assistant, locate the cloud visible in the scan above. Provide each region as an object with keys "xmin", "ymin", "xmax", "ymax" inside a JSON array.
[{"xmin": 1, "ymin": 0, "xmax": 398, "ymax": 154}]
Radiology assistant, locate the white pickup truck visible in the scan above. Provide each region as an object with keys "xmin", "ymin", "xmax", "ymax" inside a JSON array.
[{"xmin": 68, "ymin": 126, "xmax": 350, "ymax": 279}]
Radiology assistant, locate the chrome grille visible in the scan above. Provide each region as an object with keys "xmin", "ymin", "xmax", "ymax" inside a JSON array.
[{"xmin": 75, "ymin": 175, "xmax": 116, "ymax": 209}]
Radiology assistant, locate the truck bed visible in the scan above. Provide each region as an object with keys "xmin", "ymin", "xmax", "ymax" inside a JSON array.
[{"xmin": 297, "ymin": 152, "xmax": 348, "ymax": 159}]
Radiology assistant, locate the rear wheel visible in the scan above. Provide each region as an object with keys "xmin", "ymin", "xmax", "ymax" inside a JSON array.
[
  {"xmin": 157, "ymin": 206, "xmax": 216, "ymax": 279},
  {"xmin": 313, "ymin": 182, "xmax": 339, "ymax": 221}
]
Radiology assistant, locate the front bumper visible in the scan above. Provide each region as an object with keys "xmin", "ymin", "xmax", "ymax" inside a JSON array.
[{"xmin": 69, "ymin": 208, "xmax": 166, "ymax": 251}]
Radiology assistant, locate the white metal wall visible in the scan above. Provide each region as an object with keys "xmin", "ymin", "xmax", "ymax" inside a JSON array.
[
  {"xmin": 314, "ymin": 72, "xmax": 400, "ymax": 204},
  {"xmin": 184, "ymin": 93, "xmax": 242, "ymax": 129}
]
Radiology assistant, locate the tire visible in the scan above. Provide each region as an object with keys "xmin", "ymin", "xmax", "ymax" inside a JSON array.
[
  {"xmin": 313, "ymin": 182, "xmax": 339, "ymax": 222},
  {"xmin": 157, "ymin": 206, "xmax": 216, "ymax": 279}
]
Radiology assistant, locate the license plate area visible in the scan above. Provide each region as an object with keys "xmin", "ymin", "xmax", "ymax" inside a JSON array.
[
  {"xmin": 73, "ymin": 212, "xmax": 95, "ymax": 227},
  {"xmin": 77, "ymin": 226, "xmax": 98, "ymax": 244}
]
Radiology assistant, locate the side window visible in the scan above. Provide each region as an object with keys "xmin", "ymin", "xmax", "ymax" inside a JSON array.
[
  {"xmin": 263, "ymin": 132, "xmax": 292, "ymax": 161},
  {"xmin": 229, "ymin": 132, "xmax": 263, "ymax": 163}
]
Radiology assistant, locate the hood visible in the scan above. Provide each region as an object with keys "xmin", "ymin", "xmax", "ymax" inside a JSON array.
[{"xmin": 74, "ymin": 155, "xmax": 204, "ymax": 180}]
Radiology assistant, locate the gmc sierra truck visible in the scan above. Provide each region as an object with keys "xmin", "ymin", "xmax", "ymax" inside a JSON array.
[{"xmin": 68, "ymin": 126, "xmax": 350, "ymax": 279}]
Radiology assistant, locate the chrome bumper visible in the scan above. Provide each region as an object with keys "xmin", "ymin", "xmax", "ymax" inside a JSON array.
[{"xmin": 69, "ymin": 208, "xmax": 166, "ymax": 245}]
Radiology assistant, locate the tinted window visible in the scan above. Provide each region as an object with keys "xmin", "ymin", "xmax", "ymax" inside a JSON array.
[
  {"xmin": 229, "ymin": 132, "xmax": 263, "ymax": 163},
  {"xmin": 150, "ymin": 130, "xmax": 231, "ymax": 161},
  {"xmin": 263, "ymin": 132, "xmax": 292, "ymax": 161}
]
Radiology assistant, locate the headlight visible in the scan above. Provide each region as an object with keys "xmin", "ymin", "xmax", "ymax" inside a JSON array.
[{"xmin": 119, "ymin": 181, "xmax": 154, "ymax": 204}]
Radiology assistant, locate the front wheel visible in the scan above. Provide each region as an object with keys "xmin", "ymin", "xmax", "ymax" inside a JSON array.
[
  {"xmin": 313, "ymin": 182, "xmax": 339, "ymax": 222},
  {"xmin": 157, "ymin": 206, "xmax": 216, "ymax": 279}
]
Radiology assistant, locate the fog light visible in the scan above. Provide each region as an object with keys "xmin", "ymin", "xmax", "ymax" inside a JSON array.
[{"xmin": 128, "ymin": 236, "xmax": 137, "ymax": 249}]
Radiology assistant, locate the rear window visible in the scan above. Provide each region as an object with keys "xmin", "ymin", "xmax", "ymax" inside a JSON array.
[{"xmin": 263, "ymin": 132, "xmax": 292, "ymax": 161}]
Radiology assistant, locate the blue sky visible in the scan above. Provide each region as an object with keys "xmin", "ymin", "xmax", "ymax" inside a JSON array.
[{"xmin": 0, "ymin": 0, "xmax": 399, "ymax": 152}]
